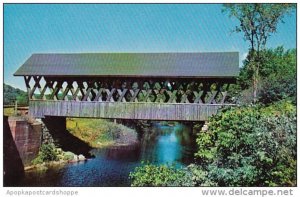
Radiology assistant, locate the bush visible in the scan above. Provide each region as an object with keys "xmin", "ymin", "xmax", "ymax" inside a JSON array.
[
  {"xmin": 258, "ymin": 74, "xmax": 296, "ymax": 104},
  {"xmin": 129, "ymin": 163, "xmax": 219, "ymax": 187},
  {"xmin": 195, "ymin": 103, "xmax": 296, "ymax": 186},
  {"xmin": 186, "ymin": 164, "xmax": 217, "ymax": 186},
  {"xmin": 129, "ymin": 163, "xmax": 194, "ymax": 186},
  {"xmin": 32, "ymin": 144, "xmax": 59, "ymax": 164},
  {"xmin": 63, "ymin": 151, "xmax": 75, "ymax": 161}
]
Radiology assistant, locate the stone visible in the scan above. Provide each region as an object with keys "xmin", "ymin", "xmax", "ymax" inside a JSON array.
[
  {"xmin": 24, "ymin": 166, "xmax": 35, "ymax": 171},
  {"xmin": 7, "ymin": 117, "xmax": 42, "ymax": 166},
  {"xmin": 78, "ymin": 154, "xmax": 86, "ymax": 161},
  {"xmin": 72, "ymin": 155, "xmax": 79, "ymax": 162},
  {"xmin": 201, "ymin": 123, "xmax": 209, "ymax": 131}
]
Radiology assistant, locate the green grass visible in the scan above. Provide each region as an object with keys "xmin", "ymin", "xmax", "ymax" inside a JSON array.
[
  {"xmin": 3, "ymin": 108, "xmax": 15, "ymax": 116},
  {"xmin": 66, "ymin": 118, "xmax": 136, "ymax": 148}
]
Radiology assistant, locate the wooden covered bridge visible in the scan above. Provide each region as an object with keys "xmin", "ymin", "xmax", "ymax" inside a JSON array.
[{"xmin": 14, "ymin": 52, "xmax": 239, "ymax": 121}]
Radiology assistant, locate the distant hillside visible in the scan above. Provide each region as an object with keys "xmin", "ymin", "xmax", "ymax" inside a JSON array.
[{"xmin": 3, "ymin": 83, "xmax": 28, "ymax": 105}]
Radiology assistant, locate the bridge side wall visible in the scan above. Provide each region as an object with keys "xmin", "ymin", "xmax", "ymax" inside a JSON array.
[
  {"xmin": 6, "ymin": 117, "xmax": 42, "ymax": 166},
  {"xmin": 29, "ymin": 100, "xmax": 227, "ymax": 121}
]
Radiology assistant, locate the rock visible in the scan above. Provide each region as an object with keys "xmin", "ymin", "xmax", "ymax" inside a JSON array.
[
  {"xmin": 51, "ymin": 161, "xmax": 60, "ymax": 165},
  {"xmin": 72, "ymin": 155, "xmax": 79, "ymax": 162},
  {"xmin": 201, "ymin": 123, "xmax": 209, "ymax": 131},
  {"xmin": 24, "ymin": 166, "xmax": 35, "ymax": 171},
  {"xmin": 59, "ymin": 160, "xmax": 65, "ymax": 164},
  {"xmin": 78, "ymin": 154, "xmax": 86, "ymax": 161}
]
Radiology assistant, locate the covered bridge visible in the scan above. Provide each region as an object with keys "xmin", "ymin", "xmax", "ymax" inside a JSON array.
[{"xmin": 14, "ymin": 52, "xmax": 239, "ymax": 121}]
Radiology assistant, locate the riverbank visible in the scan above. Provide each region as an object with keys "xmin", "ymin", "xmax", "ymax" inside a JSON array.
[
  {"xmin": 66, "ymin": 118, "xmax": 138, "ymax": 148},
  {"xmin": 25, "ymin": 118, "xmax": 139, "ymax": 171},
  {"xmin": 25, "ymin": 144, "xmax": 88, "ymax": 171},
  {"xmin": 8, "ymin": 122, "xmax": 195, "ymax": 186}
]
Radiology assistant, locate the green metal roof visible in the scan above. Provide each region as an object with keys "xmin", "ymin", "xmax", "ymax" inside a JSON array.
[{"xmin": 14, "ymin": 52, "xmax": 239, "ymax": 78}]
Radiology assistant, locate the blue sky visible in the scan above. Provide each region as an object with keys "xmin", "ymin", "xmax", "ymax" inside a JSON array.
[{"xmin": 4, "ymin": 4, "xmax": 296, "ymax": 90}]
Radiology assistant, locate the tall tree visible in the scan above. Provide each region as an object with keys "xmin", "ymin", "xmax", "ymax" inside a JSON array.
[{"xmin": 222, "ymin": 3, "xmax": 295, "ymax": 102}]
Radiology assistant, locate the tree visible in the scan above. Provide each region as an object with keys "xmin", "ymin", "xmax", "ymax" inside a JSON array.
[
  {"xmin": 222, "ymin": 4, "xmax": 295, "ymax": 102},
  {"xmin": 4, "ymin": 83, "xmax": 28, "ymax": 105},
  {"xmin": 238, "ymin": 46, "xmax": 296, "ymax": 104}
]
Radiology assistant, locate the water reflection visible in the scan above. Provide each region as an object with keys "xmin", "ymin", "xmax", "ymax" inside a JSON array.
[{"xmin": 7, "ymin": 122, "xmax": 196, "ymax": 187}]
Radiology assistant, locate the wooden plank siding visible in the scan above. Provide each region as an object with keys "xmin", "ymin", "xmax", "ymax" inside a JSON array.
[{"xmin": 29, "ymin": 100, "xmax": 233, "ymax": 121}]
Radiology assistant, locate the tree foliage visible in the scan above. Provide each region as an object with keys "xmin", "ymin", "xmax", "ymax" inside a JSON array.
[
  {"xmin": 129, "ymin": 163, "xmax": 218, "ymax": 187},
  {"xmin": 223, "ymin": 4, "xmax": 295, "ymax": 101},
  {"xmin": 4, "ymin": 83, "xmax": 28, "ymax": 105},
  {"xmin": 195, "ymin": 102, "xmax": 296, "ymax": 186},
  {"xmin": 129, "ymin": 163, "xmax": 194, "ymax": 186},
  {"xmin": 238, "ymin": 47, "xmax": 296, "ymax": 104},
  {"xmin": 223, "ymin": 4, "xmax": 294, "ymax": 52},
  {"xmin": 32, "ymin": 143, "xmax": 59, "ymax": 164}
]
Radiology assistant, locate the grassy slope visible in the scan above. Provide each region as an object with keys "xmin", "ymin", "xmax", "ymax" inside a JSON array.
[{"xmin": 66, "ymin": 118, "xmax": 137, "ymax": 148}]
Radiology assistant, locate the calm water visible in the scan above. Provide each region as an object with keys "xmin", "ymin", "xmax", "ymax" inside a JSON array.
[{"xmin": 9, "ymin": 122, "xmax": 196, "ymax": 187}]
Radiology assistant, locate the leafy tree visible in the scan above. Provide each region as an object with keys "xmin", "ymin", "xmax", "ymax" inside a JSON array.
[
  {"xmin": 4, "ymin": 83, "xmax": 28, "ymax": 105},
  {"xmin": 238, "ymin": 47, "xmax": 296, "ymax": 104},
  {"xmin": 223, "ymin": 4, "xmax": 295, "ymax": 102}
]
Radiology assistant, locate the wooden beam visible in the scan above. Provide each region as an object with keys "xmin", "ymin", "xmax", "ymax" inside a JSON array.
[{"xmin": 29, "ymin": 100, "xmax": 234, "ymax": 121}]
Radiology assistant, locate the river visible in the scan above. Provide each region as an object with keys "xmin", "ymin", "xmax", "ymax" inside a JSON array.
[{"xmin": 8, "ymin": 122, "xmax": 196, "ymax": 187}]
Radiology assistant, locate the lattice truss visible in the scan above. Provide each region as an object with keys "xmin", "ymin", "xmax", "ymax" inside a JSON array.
[{"xmin": 24, "ymin": 76, "xmax": 232, "ymax": 104}]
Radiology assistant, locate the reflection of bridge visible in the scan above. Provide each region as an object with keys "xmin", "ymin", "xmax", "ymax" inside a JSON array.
[{"xmin": 14, "ymin": 52, "xmax": 239, "ymax": 121}]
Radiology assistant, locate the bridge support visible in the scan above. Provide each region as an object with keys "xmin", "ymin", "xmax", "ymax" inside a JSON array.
[
  {"xmin": 41, "ymin": 116, "xmax": 92, "ymax": 156},
  {"xmin": 42, "ymin": 116, "xmax": 66, "ymax": 149},
  {"xmin": 5, "ymin": 116, "xmax": 42, "ymax": 167}
]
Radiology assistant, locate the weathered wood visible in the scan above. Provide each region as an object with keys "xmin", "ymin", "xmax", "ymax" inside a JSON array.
[
  {"xmin": 94, "ymin": 88, "xmax": 105, "ymax": 102},
  {"xmin": 193, "ymin": 90, "xmax": 203, "ymax": 104},
  {"xmin": 180, "ymin": 93, "xmax": 189, "ymax": 103},
  {"xmin": 117, "ymin": 89, "xmax": 128, "ymax": 102},
  {"xmin": 167, "ymin": 90, "xmax": 177, "ymax": 103},
  {"xmin": 38, "ymin": 78, "xmax": 47, "ymax": 100},
  {"xmin": 129, "ymin": 89, "xmax": 139, "ymax": 102},
  {"xmin": 24, "ymin": 76, "xmax": 33, "ymax": 100},
  {"xmin": 29, "ymin": 100, "xmax": 233, "ymax": 121},
  {"xmin": 23, "ymin": 76, "xmax": 233, "ymax": 104},
  {"xmin": 71, "ymin": 86, "xmax": 80, "ymax": 101},
  {"xmin": 53, "ymin": 82, "xmax": 63, "ymax": 100},
  {"xmin": 106, "ymin": 88, "xmax": 116, "ymax": 102},
  {"xmin": 220, "ymin": 91, "xmax": 227, "ymax": 104},
  {"xmin": 207, "ymin": 91, "xmax": 218, "ymax": 104}
]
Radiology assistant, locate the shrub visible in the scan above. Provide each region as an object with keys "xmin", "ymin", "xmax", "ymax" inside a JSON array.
[
  {"xmin": 129, "ymin": 163, "xmax": 194, "ymax": 186},
  {"xmin": 63, "ymin": 151, "xmax": 75, "ymax": 161},
  {"xmin": 186, "ymin": 164, "xmax": 217, "ymax": 186},
  {"xmin": 32, "ymin": 143, "xmax": 59, "ymax": 164},
  {"xmin": 258, "ymin": 74, "xmax": 296, "ymax": 104},
  {"xmin": 195, "ymin": 103, "xmax": 296, "ymax": 186}
]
